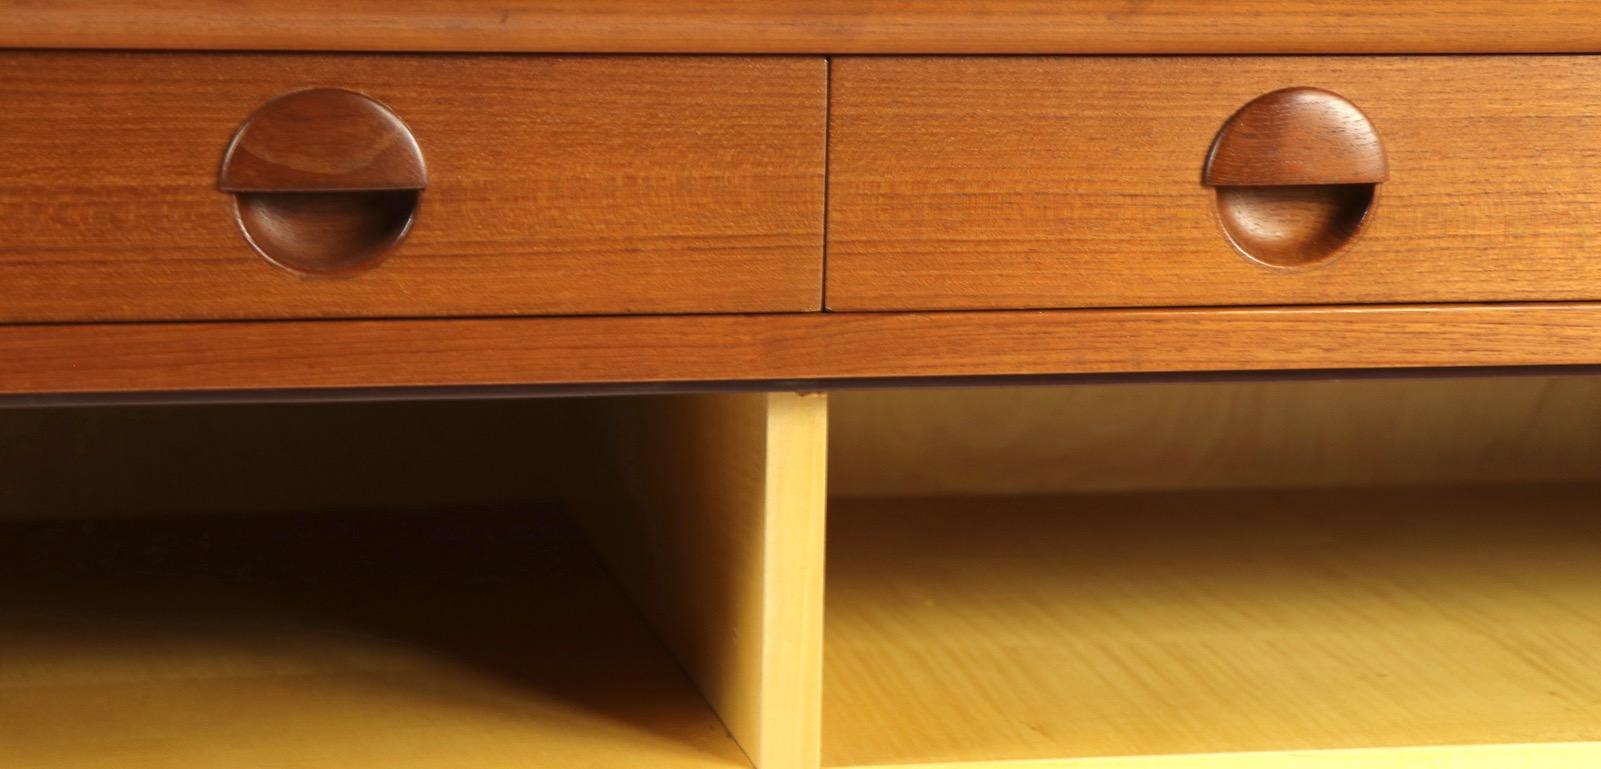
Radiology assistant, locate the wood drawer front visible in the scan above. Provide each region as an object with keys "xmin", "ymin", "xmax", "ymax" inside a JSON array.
[
  {"xmin": 828, "ymin": 56, "xmax": 1601, "ymax": 311},
  {"xmin": 0, "ymin": 53, "xmax": 824, "ymax": 321}
]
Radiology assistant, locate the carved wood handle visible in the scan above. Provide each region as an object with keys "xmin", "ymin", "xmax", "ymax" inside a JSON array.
[
  {"xmin": 219, "ymin": 89, "xmax": 426, "ymax": 276},
  {"xmin": 220, "ymin": 88, "xmax": 426, "ymax": 193},
  {"xmin": 1203, "ymin": 87, "xmax": 1386, "ymax": 188}
]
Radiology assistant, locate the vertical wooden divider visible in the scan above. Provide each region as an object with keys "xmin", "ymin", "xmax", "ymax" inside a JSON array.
[{"xmin": 563, "ymin": 392, "xmax": 828, "ymax": 769}]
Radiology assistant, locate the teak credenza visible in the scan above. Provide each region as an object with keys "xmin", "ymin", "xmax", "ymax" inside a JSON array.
[{"xmin": 4, "ymin": 3, "xmax": 1601, "ymax": 768}]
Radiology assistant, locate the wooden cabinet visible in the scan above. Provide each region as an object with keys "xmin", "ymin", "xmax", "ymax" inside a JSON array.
[
  {"xmin": 8, "ymin": 6, "xmax": 1601, "ymax": 769},
  {"xmin": 0, "ymin": 52, "xmax": 826, "ymax": 321},
  {"xmin": 828, "ymin": 56, "xmax": 1601, "ymax": 311}
]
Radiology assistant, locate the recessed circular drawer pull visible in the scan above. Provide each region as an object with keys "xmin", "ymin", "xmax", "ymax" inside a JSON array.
[
  {"xmin": 219, "ymin": 89, "xmax": 426, "ymax": 276},
  {"xmin": 1203, "ymin": 88, "xmax": 1386, "ymax": 268}
]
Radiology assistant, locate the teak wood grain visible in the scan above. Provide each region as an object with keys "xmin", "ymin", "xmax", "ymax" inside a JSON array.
[
  {"xmin": 218, "ymin": 88, "xmax": 428, "ymax": 193},
  {"xmin": 828, "ymin": 56, "xmax": 1601, "ymax": 311},
  {"xmin": 8, "ymin": 304, "xmax": 1601, "ymax": 398},
  {"xmin": 1202, "ymin": 88, "xmax": 1387, "ymax": 187},
  {"xmin": 0, "ymin": 52, "xmax": 824, "ymax": 321},
  {"xmin": 5, "ymin": 1, "xmax": 1601, "ymax": 54},
  {"xmin": 219, "ymin": 89, "xmax": 432, "ymax": 275},
  {"xmin": 1193, "ymin": 86, "xmax": 1392, "ymax": 270}
]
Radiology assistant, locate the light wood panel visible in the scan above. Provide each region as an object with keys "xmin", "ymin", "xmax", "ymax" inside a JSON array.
[
  {"xmin": 0, "ymin": 508, "xmax": 751, "ymax": 768},
  {"xmin": 9, "ymin": 304, "xmax": 1601, "ymax": 397},
  {"xmin": 5, "ymin": 1, "xmax": 1601, "ymax": 54},
  {"xmin": 0, "ymin": 52, "xmax": 824, "ymax": 321},
  {"xmin": 830, "ymin": 376, "xmax": 1601, "ymax": 496},
  {"xmin": 844, "ymin": 743, "xmax": 1601, "ymax": 769},
  {"xmin": 824, "ymin": 487, "xmax": 1601, "ymax": 767},
  {"xmin": 567, "ymin": 393, "xmax": 827, "ymax": 769},
  {"xmin": 829, "ymin": 57, "xmax": 1601, "ymax": 310}
]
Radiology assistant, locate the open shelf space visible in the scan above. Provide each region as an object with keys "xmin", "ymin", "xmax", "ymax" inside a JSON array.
[
  {"xmin": 0, "ymin": 392, "xmax": 828, "ymax": 769},
  {"xmin": 823, "ymin": 484, "xmax": 1601, "ymax": 767},
  {"xmin": 0, "ymin": 507, "xmax": 751, "ymax": 769}
]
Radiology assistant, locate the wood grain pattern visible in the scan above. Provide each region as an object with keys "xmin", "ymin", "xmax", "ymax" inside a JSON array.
[
  {"xmin": 0, "ymin": 52, "xmax": 824, "ymax": 320},
  {"xmin": 7, "ymin": 304, "xmax": 1601, "ymax": 397},
  {"xmin": 5, "ymin": 1, "xmax": 1601, "ymax": 54},
  {"xmin": 1212, "ymin": 183, "xmax": 1375, "ymax": 268},
  {"xmin": 829, "ymin": 376, "xmax": 1601, "ymax": 497},
  {"xmin": 565, "ymin": 393, "xmax": 827, "ymax": 769},
  {"xmin": 0, "ymin": 509, "xmax": 752, "ymax": 768},
  {"xmin": 835, "ymin": 743, "xmax": 1601, "ymax": 769},
  {"xmin": 219, "ymin": 89, "xmax": 426, "ymax": 274},
  {"xmin": 829, "ymin": 56, "xmax": 1601, "ymax": 310},
  {"xmin": 1204, "ymin": 88, "xmax": 1387, "ymax": 187},
  {"xmin": 824, "ymin": 487, "xmax": 1601, "ymax": 766},
  {"xmin": 232, "ymin": 189, "xmax": 420, "ymax": 276},
  {"xmin": 1204, "ymin": 88, "xmax": 1385, "ymax": 268},
  {"xmin": 219, "ymin": 88, "xmax": 427, "ymax": 192}
]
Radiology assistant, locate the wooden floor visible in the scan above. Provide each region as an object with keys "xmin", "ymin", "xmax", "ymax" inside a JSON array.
[
  {"xmin": 823, "ymin": 485, "xmax": 1601, "ymax": 768},
  {"xmin": 0, "ymin": 508, "xmax": 751, "ymax": 769}
]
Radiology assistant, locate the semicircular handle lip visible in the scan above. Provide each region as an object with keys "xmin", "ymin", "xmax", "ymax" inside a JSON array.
[
  {"xmin": 1203, "ymin": 87, "xmax": 1387, "ymax": 188},
  {"xmin": 219, "ymin": 88, "xmax": 427, "ymax": 194}
]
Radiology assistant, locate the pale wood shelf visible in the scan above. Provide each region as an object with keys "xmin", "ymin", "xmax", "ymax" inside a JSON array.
[
  {"xmin": 0, "ymin": 508, "xmax": 751, "ymax": 769},
  {"xmin": 823, "ymin": 484, "xmax": 1601, "ymax": 768}
]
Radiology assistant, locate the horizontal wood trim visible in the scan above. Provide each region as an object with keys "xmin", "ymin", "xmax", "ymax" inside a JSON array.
[
  {"xmin": 5, "ymin": 1, "xmax": 1601, "ymax": 54},
  {"xmin": 6, "ymin": 304, "xmax": 1601, "ymax": 397},
  {"xmin": 829, "ymin": 56, "xmax": 1601, "ymax": 311},
  {"xmin": 0, "ymin": 52, "xmax": 825, "ymax": 321}
]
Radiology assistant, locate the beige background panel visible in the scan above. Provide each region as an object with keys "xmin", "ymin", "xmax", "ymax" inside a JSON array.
[
  {"xmin": 0, "ymin": 399, "xmax": 572, "ymax": 520},
  {"xmin": 830, "ymin": 376, "xmax": 1601, "ymax": 496}
]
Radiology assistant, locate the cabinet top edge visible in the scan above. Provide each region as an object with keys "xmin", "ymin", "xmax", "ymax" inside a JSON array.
[{"xmin": 5, "ymin": 1, "xmax": 1601, "ymax": 55}]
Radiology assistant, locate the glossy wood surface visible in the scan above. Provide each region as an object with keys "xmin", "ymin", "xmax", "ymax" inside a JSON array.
[
  {"xmin": 218, "ymin": 88, "xmax": 427, "ymax": 193},
  {"xmin": 233, "ymin": 190, "xmax": 421, "ymax": 276},
  {"xmin": 219, "ymin": 89, "xmax": 430, "ymax": 274},
  {"xmin": 0, "ymin": 52, "xmax": 824, "ymax": 321},
  {"xmin": 824, "ymin": 487, "xmax": 1601, "ymax": 766},
  {"xmin": 1203, "ymin": 88, "xmax": 1387, "ymax": 187},
  {"xmin": 7, "ymin": 304, "xmax": 1601, "ymax": 398},
  {"xmin": 5, "ymin": 1, "xmax": 1601, "ymax": 54},
  {"xmin": 829, "ymin": 56, "xmax": 1601, "ymax": 310},
  {"xmin": 0, "ymin": 508, "xmax": 751, "ymax": 768}
]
